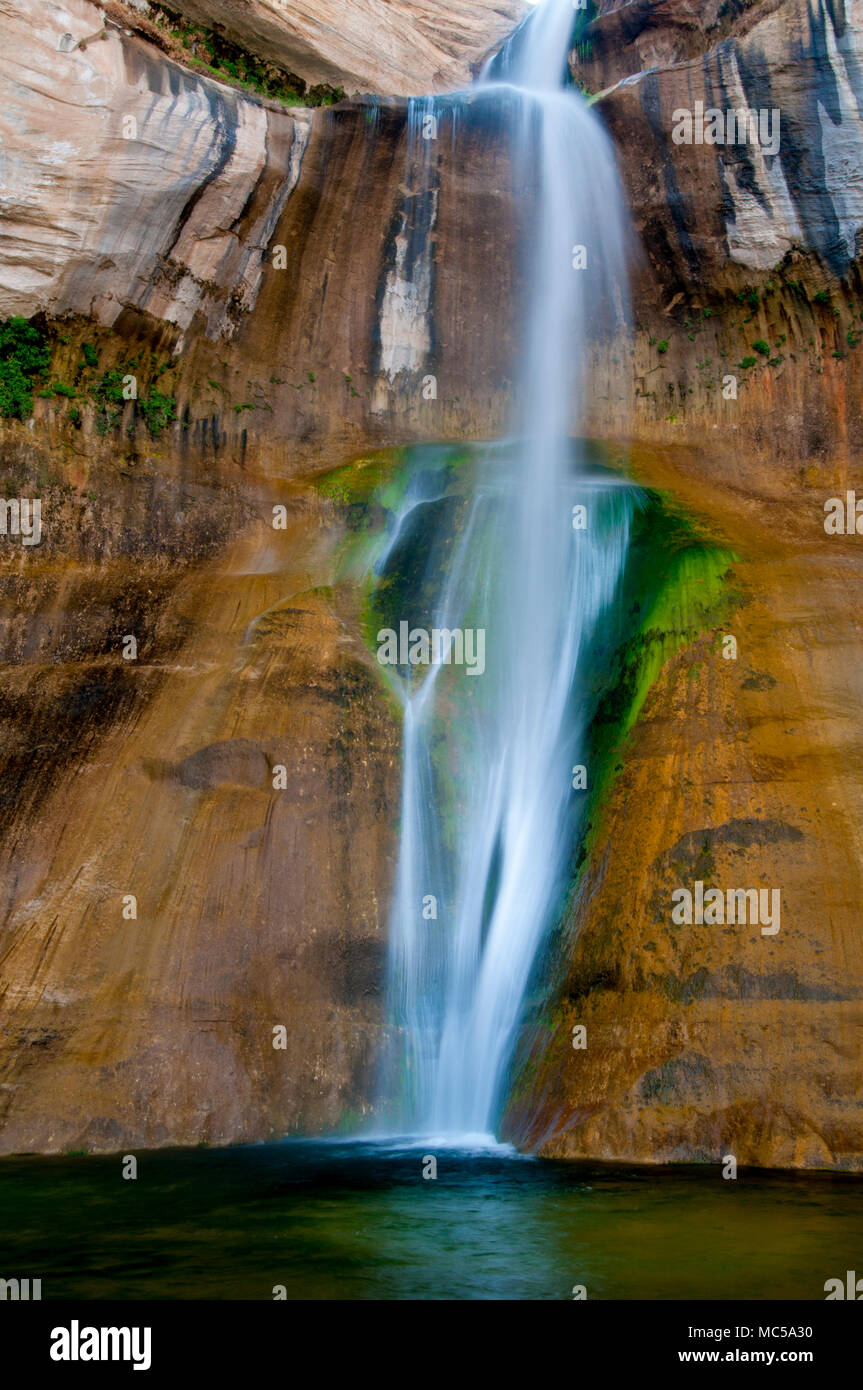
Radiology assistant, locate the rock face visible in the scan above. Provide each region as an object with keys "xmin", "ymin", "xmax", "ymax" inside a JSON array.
[
  {"xmin": 591, "ymin": 0, "xmax": 863, "ymax": 282},
  {"xmin": 0, "ymin": 0, "xmax": 862, "ymax": 1164},
  {"xmin": 503, "ymin": 436, "xmax": 863, "ymax": 1169},
  {"xmin": 7, "ymin": 0, "xmax": 862, "ymax": 463},
  {"xmin": 0, "ymin": 0, "xmax": 312, "ymax": 336},
  {"xmin": 134, "ymin": 0, "xmax": 528, "ymax": 96},
  {"xmin": 589, "ymin": 0, "xmax": 863, "ymax": 468},
  {"xmin": 499, "ymin": 0, "xmax": 863, "ymax": 1168},
  {"xmin": 0, "ymin": 0, "xmax": 523, "ymax": 452},
  {"xmin": 0, "ymin": 392, "xmax": 402, "ymax": 1153}
]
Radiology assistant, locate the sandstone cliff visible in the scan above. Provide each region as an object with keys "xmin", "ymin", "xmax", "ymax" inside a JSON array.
[
  {"xmin": 502, "ymin": 0, "xmax": 863, "ymax": 1169},
  {"xmin": 113, "ymin": 0, "xmax": 528, "ymax": 96},
  {"xmin": 0, "ymin": 0, "xmax": 861, "ymax": 1165}
]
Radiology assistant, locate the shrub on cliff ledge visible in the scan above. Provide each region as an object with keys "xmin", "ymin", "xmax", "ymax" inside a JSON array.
[
  {"xmin": 92, "ymin": 364, "xmax": 177, "ymax": 437},
  {"xmin": 138, "ymin": 390, "xmax": 176, "ymax": 436},
  {"xmin": 147, "ymin": 3, "xmax": 344, "ymax": 107},
  {"xmin": 0, "ymin": 316, "xmax": 50, "ymax": 419}
]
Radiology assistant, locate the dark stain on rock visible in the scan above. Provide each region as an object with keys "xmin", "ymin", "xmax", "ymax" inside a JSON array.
[
  {"xmin": 657, "ymin": 816, "xmax": 805, "ymax": 877},
  {"xmin": 663, "ymin": 965, "xmax": 854, "ymax": 1002},
  {"xmin": 309, "ymin": 934, "xmax": 385, "ymax": 1006},
  {"xmin": 742, "ymin": 669, "xmax": 777, "ymax": 689},
  {"xmin": 155, "ymin": 739, "xmax": 271, "ymax": 792},
  {"xmin": 640, "ymin": 70, "xmax": 702, "ymax": 285},
  {"xmin": 638, "ymin": 1052, "xmax": 714, "ymax": 1104},
  {"xmin": 0, "ymin": 666, "xmax": 142, "ymax": 834}
]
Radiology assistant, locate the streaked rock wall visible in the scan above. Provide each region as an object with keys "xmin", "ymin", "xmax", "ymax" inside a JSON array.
[{"xmin": 161, "ymin": 0, "xmax": 529, "ymax": 97}]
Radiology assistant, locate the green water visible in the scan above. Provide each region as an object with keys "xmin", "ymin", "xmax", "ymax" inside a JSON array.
[{"xmin": 0, "ymin": 1141, "xmax": 858, "ymax": 1300}]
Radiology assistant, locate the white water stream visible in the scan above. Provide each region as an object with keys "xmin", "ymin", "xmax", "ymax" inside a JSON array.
[{"xmin": 382, "ymin": 0, "xmax": 634, "ymax": 1139}]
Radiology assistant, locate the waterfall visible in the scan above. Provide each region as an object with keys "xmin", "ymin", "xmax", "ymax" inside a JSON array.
[{"xmin": 380, "ymin": 0, "xmax": 635, "ymax": 1141}]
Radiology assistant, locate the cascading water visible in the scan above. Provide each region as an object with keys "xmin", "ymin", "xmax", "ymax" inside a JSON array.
[{"xmin": 381, "ymin": 0, "xmax": 636, "ymax": 1140}]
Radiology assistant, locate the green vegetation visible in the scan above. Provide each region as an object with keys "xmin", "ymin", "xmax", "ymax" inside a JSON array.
[
  {"xmin": 0, "ymin": 316, "xmax": 51, "ymax": 419},
  {"xmin": 92, "ymin": 363, "xmax": 177, "ymax": 437},
  {"xmin": 149, "ymin": 3, "xmax": 343, "ymax": 107},
  {"xmin": 567, "ymin": 0, "xmax": 598, "ymax": 71},
  {"xmin": 38, "ymin": 381, "xmax": 77, "ymax": 399},
  {"xmin": 813, "ymin": 290, "xmax": 831, "ymax": 305},
  {"xmin": 312, "ymin": 445, "xmax": 473, "ymax": 698},
  {"xmin": 752, "ymin": 339, "xmax": 770, "ymax": 356},
  {"xmin": 0, "ymin": 317, "xmax": 178, "ymax": 436},
  {"xmin": 575, "ymin": 491, "xmax": 740, "ymax": 874},
  {"xmin": 738, "ymin": 355, "xmax": 757, "ymax": 370},
  {"xmin": 138, "ymin": 390, "xmax": 177, "ymax": 434},
  {"xmin": 313, "ymin": 448, "xmax": 411, "ymax": 512},
  {"xmin": 92, "ymin": 367, "xmax": 127, "ymax": 435},
  {"xmin": 656, "ymin": 339, "xmax": 669, "ymax": 354}
]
